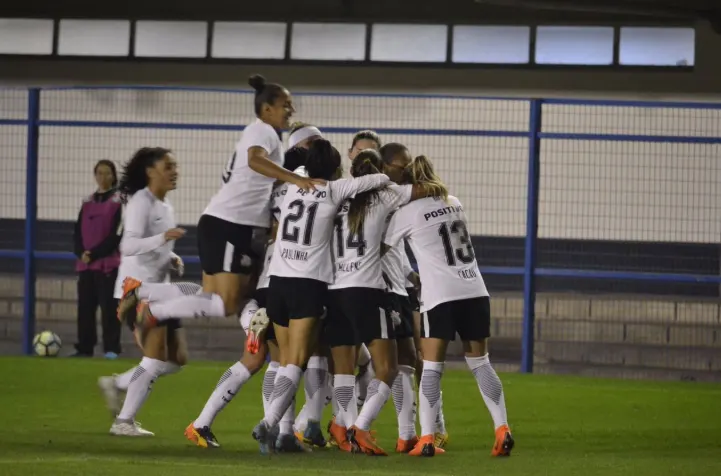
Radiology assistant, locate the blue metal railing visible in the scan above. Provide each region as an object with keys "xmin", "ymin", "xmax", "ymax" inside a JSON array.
[{"xmin": 1, "ymin": 87, "xmax": 720, "ymax": 370}]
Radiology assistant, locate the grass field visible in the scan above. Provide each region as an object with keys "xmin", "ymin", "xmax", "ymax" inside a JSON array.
[{"xmin": 2, "ymin": 357, "xmax": 720, "ymax": 476}]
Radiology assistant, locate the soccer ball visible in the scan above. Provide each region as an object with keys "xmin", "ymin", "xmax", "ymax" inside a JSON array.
[{"xmin": 33, "ymin": 330, "xmax": 62, "ymax": 357}]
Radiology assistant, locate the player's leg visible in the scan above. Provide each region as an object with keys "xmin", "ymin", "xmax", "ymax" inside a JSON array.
[
  {"xmin": 295, "ymin": 339, "xmax": 329, "ymax": 447},
  {"xmin": 392, "ymin": 294, "xmax": 419, "ymax": 452},
  {"xmin": 185, "ymin": 335, "xmax": 266, "ymax": 448},
  {"xmin": 325, "ymin": 289, "xmax": 358, "ymax": 452},
  {"xmin": 458, "ymin": 297, "xmax": 513, "ymax": 457},
  {"xmin": 409, "ymin": 302, "xmax": 454, "ymax": 457},
  {"xmin": 355, "ymin": 343, "xmax": 374, "ymax": 410},
  {"xmin": 412, "ymin": 300, "xmax": 448, "ymax": 447},
  {"xmin": 110, "ymin": 326, "xmax": 170, "ymax": 436},
  {"xmin": 348, "ymin": 289, "xmax": 398, "ymax": 456}
]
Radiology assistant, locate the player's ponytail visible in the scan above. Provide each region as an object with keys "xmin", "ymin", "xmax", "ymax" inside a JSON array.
[
  {"xmin": 347, "ymin": 149, "xmax": 385, "ymax": 235},
  {"xmin": 118, "ymin": 147, "xmax": 171, "ymax": 200},
  {"xmin": 405, "ymin": 155, "xmax": 448, "ymax": 201},
  {"xmin": 305, "ymin": 139, "xmax": 341, "ymax": 181},
  {"xmin": 249, "ymin": 73, "xmax": 287, "ymax": 117}
]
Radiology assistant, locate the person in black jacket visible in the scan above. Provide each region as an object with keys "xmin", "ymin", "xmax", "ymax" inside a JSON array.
[{"xmin": 72, "ymin": 160, "xmax": 123, "ymax": 358}]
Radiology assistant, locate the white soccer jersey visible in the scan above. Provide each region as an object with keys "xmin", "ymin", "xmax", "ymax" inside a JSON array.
[
  {"xmin": 269, "ymin": 174, "xmax": 391, "ymax": 283},
  {"xmin": 203, "ymin": 119, "xmax": 284, "ymax": 227},
  {"xmin": 381, "ymin": 244, "xmax": 409, "ymax": 296},
  {"xmin": 384, "ymin": 195, "xmax": 489, "ymax": 313},
  {"xmin": 257, "ymin": 166, "xmax": 308, "ymax": 290},
  {"xmin": 113, "ymin": 188, "xmax": 177, "ymax": 298},
  {"xmin": 330, "ymin": 184, "xmax": 413, "ymax": 290}
]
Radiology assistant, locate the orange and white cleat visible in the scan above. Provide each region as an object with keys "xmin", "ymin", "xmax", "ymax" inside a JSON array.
[
  {"xmin": 117, "ymin": 277, "xmax": 142, "ymax": 322},
  {"xmin": 327, "ymin": 417, "xmax": 352, "ymax": 452},
  {"xmin": 491, "ymin": 424, "xmax": 514, "ymax": 457},
  {"xmin": 245, "ymin": 308, "xmax": 269, "ymax": 354},
  {"xmin": 395, "ymin": 436, "xmax": 419, "ymax": 453},
  {"xmin": 136, "ymin": 300, "xmax": 158, "ymax": 329},
  {"xmin": 348, "ymin": 426, "xmax": 387, "ymax": 456},
  {"xmin": 408, "ymin": 434, "xmax": 445, "ymax": 457}
]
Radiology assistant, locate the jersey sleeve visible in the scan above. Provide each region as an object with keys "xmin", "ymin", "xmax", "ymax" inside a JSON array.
[
  {"xmin": 383, "ymin": 208, "xmax": 412, "ymax": 248},
  {"xmin": 244, "ymin": 122, "xmax": 278, "ymax": 155},
  {"xmin": 119, "ymin": 194, "xmax": 167, "ymax": 256},
  {"xmin": 384, "ymin": 184, "xmax": 413, "ymax": 210},
  {"xmin": 330, "ymin": 174, "xmax": 390, "ymax": 204}
]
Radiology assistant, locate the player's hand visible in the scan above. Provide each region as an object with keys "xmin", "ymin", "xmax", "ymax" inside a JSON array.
[
  {"xmin": 81, "ymin": 250, "xmax": 92, "ymax": 264},
  {"xmin": 294, "ymin": 176, "xmax": 326, "ymax": 192},
  {"xmin": 171, "ymin": 255, "xmax": 185, "ymax": 277},
  {"xmin": 164, "ymin": 228, "xmax": 186, "ymax": 241}
]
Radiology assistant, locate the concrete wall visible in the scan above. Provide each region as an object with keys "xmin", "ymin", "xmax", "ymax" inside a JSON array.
[
  {"xmin": 1, "ymin": 274, "xmax": 719, "ymax": 381},
  {"xmin": 1, "ymin": 88, "xmax": 719, "ymax": 243}
]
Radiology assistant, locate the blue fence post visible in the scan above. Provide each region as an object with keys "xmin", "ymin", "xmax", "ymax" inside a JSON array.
[
  {"xmin": 22, "ymin": 88, "xmax": 41, "ymax": 355},
  {"xmin": 521, "ymin": 99, "xmax": 542, "ymax": 373}
]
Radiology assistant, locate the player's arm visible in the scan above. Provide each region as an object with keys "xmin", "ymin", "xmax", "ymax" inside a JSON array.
[
  {"xmin": 247, "ymin": 146, "xmax": 324, "ymax": 192},
  {"xmin": 332, "ymin": 174, "xmax": 391, "ymax": 203}
]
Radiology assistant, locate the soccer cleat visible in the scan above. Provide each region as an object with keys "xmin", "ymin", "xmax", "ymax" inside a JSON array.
[
  {"xmin": 347, "ymin": 426, "xmax": 387, "ymax": 456},
  {"xmin": 434, "ymin": 431, "xmax": 449, "ymax": 449},
  {"xmin": 408, "ymin": 434, "xmax": 445, "ymax": 457},
  {"xmin": 301, "ymin": 420, "xmax": 327, "ymax": 448},
  {"xmin": 110, "ymin": 419, "xmax": 154, "ymax": 437},
  {"xmin": 117, "ymin": 277, "xmax": 142, "ymax": 322},
  {"xmin": 252, "ymin": 420, "xmax": 275, "ymax": 455},
  {"xmin": 185, "ymin": 423, "xmax": 220, "ymax": 448},
  {"xmin": 395, "ymin": 436, "xmax": 419, "ymax": 453},
  {"xmin": 246, "ymin": 307, "xmax": 270, "ymax": 354},
  {"xmin": 136, "ymin": 300, "xmax": 158, "ymax": 329},
  {"xmin": 98, "ymin": 376, "xmax": 122, "ymax": 417},
  {"xmin": 276, "ymin": 433, "xmax": 312, "ymax": 453},
  {"xmin": 491, "ymin": 424, "xmax": 514, "ymax": 457},
  {"xmin": 327, "ymin": 417, "xmax": 352, "ymax": 452}
]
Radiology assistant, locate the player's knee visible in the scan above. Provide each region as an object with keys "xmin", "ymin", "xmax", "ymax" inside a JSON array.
[
  {"xmin": 397, "ymin": 340, "xmax": 417, "ymax": 367},
  {"xmin": 372, "ymin": 358, "xmax": 398, "ymax": 385},
  {"xmin": 242, "ymin": 348, "xmax": 267, "ymax": 374}
]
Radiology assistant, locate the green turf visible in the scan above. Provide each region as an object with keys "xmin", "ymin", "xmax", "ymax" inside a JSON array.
[{"xmin": 1, "ymin": 357, "xmax": 720, "ymax": 476}]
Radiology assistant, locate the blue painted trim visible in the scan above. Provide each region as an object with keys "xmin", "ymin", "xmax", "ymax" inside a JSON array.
[
  {"xmin": 23, "ymin": 89, "xmax": 40, "ymax": 356},
  {"xmin": 539, "ymin": 132, "xmax": 721, "ymax": 144}
]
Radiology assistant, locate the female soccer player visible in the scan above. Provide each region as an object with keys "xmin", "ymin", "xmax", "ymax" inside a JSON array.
[
  {"xmin": 100, "ymin": 147, "xmax": 189, "ymax": 437},
  {"xmin": 184, "ymin": 145, "xmax": 314, "ymax": 451},
  {"xmin": 380, "ymin": 143, "xmax": 450, "ymax": 450},
  {"xmin": 251, "ymin": 139, "xmax": 390, "ymax": 454},
  {"xmin": 324, "ymin": 149, "xmax": 439, "ymax": 455},
  {"xmin": 383, "ymin": 155, "xmax": 514, "ymax": 457},
  {"xmin": 117, "ymin": 74, "xmax": 323, "ymax": 329}
]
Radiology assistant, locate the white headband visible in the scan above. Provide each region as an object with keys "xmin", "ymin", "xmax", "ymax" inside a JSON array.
[{"xmin": 288, "ymin": 126, "xmax": 322, "ymax": 149}]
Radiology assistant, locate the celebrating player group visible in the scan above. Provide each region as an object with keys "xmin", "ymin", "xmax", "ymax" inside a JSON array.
[{"xmin": 97, "ymin": 74, "xmax": 514, "ymax": 458}]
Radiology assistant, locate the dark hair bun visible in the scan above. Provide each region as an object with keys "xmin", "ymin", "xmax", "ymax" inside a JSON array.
[{"xmin": 248, "ymin": 74, "xmax": 267, "ymax": 92}]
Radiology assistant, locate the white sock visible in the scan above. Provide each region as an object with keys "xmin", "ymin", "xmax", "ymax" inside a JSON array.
[
  {"xmin": 279, "ymin": 395, "xmax": 296, "ymax": 435},
  {"xmin": 419, "ymin": 360, "xmax": 444, "ymax": 436},
  {"xmin": 356, "ymin": 361, "xmax": 375, "ymax": 407},
  {"xmin": 333, "ymin": 374, "xmax": 357, "ymax": 428},
  {"xmin": 114, "ymin": 366, "xmax": 137, "ymax": 391},
  {"xmin": 239, "ymin": 298, "xmax": 259, "ymax": 332},
  {"xmin": 466, "ymin": 354, "xmax": 509, "ymax": 430},
  {"xmin": 137, "ymin": 282, "xmax": 202, "ymax": 301},
  {"xmin": 392, "ymin": 365, "xmax": 417, "ymax": 440},
  {"xmin": 116, "ymin": 357, "xmax": 164, "ymax": 421},
  {"xmin": 304, "ymin": 356, "xmax": 328, "ymax": 423},
  {"xmin": 194, "ymin": 362, "xmax": 251, "ymax": 429},
  {"xmin": 264, "ymin": 365, "xmax": 303, "ymax": 428},
  {"xmin": 436, "ymin": 391, "xmax": 447, "ymax": 434},
  {"xmin": 149, "ymin": 293, "xmax": 225, "ymax": 320},
  {"xmin": 262, "ymin": 361, "xmax": 279, "ymax": 415},
  {"xmin": 355, "ymin": 379, "xmax": 391, "ymax": 431}
]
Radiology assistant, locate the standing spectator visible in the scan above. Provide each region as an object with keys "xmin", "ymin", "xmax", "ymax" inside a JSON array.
[{"xmin": 72, "ymin": 160, "xmax": 123, "ymax": 359}]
